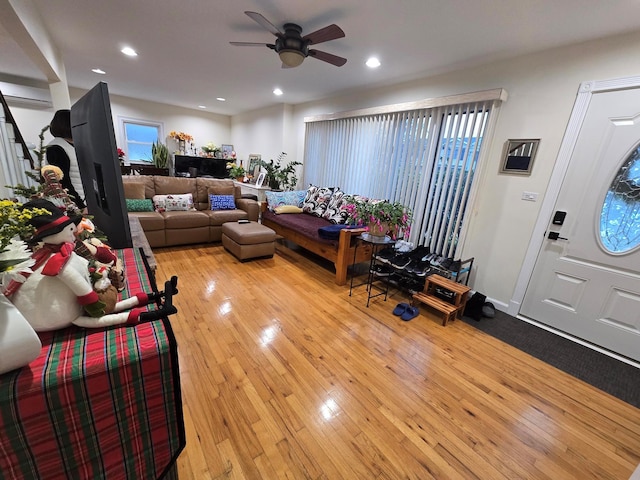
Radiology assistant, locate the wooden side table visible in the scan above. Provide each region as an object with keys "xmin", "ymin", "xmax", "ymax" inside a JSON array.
[{"xmin": 412, "ymin": 274, "xmax": 471, "ymax": 326}]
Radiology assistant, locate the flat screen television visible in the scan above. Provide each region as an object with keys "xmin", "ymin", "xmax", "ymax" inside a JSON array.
[
  {"xmin": 174, "ymin": 155, "xmax": 227, "ymax": 178},
  {"xmin": 71, "ymin": 82, "xmax": 132, "ymax": 249}
]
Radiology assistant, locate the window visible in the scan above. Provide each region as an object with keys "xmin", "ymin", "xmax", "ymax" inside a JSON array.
[
  {"xmin": 119, "ymin": 117, "xmax": 163, "ymax": 162},
  {"xmin": 600, "ymin": 144, "xmax": 640, "ymax": 253},
  {"xmin": 304, "ymin": 91, "xmax": 504, "ymax": 257}
]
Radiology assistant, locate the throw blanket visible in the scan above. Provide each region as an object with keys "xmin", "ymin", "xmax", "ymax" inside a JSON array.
[{"xmin": 318, "ymin": 224, "xmax": 358, "ymax": 240}]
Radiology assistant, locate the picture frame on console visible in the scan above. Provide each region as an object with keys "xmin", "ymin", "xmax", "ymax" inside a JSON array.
[
  {"xmin": 255, "ymin": 172, "xmax": 266, "ymax": 188},
  {"xmin": 221, "ymin": 144, "xmax": 234, "ymax": 159},
  {"xmin": 248, "ymin": 154, "xmax": 261, "ymax": 183}
]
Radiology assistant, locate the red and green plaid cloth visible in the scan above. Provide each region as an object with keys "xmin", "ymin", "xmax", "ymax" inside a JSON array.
[{"xmin": 0, "ymin": 248, "xmax": 184, "ymax": 479}]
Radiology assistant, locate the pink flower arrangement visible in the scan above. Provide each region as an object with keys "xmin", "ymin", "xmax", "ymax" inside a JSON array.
[{"xmin": 343, "ymin": 197, "xmax": 412, "ymax": 240}]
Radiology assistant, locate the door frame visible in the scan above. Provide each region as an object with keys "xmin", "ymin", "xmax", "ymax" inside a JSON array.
[{"xmin": 510, "ymin": 75, "xmax": 640, "ymax": 365}]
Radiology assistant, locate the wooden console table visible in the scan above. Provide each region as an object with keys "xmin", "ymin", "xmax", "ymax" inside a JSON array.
[{"xmin": 412, "ymin": 274, "xmax": 471, "ymax": 326}]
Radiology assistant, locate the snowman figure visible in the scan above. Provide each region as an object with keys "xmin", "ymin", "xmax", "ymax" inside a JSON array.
[{"xmin": 7, "ymin": 199, "xmax": 177, "ymax": 331}]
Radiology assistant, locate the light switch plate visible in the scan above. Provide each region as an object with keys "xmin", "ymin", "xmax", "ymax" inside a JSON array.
[{"xmin": 522, "ymin": 191, "xmax": 538, "ymax": 201}]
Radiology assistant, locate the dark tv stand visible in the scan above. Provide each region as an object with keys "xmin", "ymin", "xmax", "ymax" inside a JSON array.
[{"xmin": 121, "ymin": 165, "xmax": 169, "ymax": 176}]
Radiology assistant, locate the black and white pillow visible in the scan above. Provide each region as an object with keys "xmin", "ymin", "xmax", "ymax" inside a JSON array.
[
  {"xmin": 323, "ymin": 189, "xmax": 348, "ymax": 224},
  {"xmin": 309, "ymin": 187, "xmax": 335, "ymax": 217},
  {"xmin": 302, "ymin": 185, "xmax": 319, "ymax": 213}
]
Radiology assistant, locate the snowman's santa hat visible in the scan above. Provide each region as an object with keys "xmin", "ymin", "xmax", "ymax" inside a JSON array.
[{"xmin": 23, "ymin": 199, "xmax": 82, "ymax": 242}]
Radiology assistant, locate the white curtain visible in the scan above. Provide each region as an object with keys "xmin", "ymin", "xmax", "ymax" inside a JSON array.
[{"xmin": 304, "ymin": 98, "xmax": 496, "ymax": 258}]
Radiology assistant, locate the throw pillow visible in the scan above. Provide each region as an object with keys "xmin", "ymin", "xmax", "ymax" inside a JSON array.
[
  {"xmin": 125, "ymin": 198, "xmax": 154, "ymax": 212},
  {"xmin": 309, "ymin": 187, "xmax": 335, "ymax": 217},
  {"xmin": 153, "ymin": 193, "xmax": 194, "ymax": 212},
  {"xmin": 165, "ymin": 193, "xmax": 195, "ymax": 211},
  {"xmin": 152, "ymin": 194, "xmax": 169, "ymax": 212},
  {"xmin": 301, "ymin": 185, "xmax": 319, "ymax": 213},
  {"xmin": 323, "ymin": 190, "xmax": 348, "ymax": 224},
  {"xmin": 274, "ymin": 205, "xmax": 303, "ymax": 214},
  {"xmin": 209, "ymin": 194, "xmax": 236, "ymax": 210},
  {"xmin": 265, "ymin": 190, "xmax": 306, "ymax": 211}
]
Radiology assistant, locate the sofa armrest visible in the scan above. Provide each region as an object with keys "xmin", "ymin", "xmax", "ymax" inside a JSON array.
[{"xmin": 236, "ymin": 198, "xmax": 259, "ymax": 222}]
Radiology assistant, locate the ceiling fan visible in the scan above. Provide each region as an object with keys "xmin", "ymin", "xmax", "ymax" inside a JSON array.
[{"xmin": 230, "ymin": 11, "xmax": 347, "ymax": 68}]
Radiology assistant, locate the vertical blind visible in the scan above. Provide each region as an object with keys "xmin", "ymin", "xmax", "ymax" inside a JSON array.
[{"xmin": 304, "ymin": 98, "xmax": 496, "ymax": 258}]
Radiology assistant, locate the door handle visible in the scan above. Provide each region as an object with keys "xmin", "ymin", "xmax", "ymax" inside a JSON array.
[{"xmin": 548, "ymin": 232, "xmax": 568, "ymax": 240}]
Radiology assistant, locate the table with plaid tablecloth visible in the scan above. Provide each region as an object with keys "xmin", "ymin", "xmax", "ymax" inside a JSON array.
[{"xmin": 0, "ymin": 248, "xmax": 184, "ymax": 480}]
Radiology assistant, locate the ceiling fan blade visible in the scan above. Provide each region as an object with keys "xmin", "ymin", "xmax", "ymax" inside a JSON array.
[
  {"xmin": 302, "ymin": 24, "xmax": 345, "ymax": 45},
  {"xmin": 308, "ymin": 49, "xmax": 347, "ymax": 67},
  {"xmin": 230, "ymin": 42, "xmax": 274, "ymax": 47},
  {"xmin": 245, "ymin": 11, "xmax": 282, "ymax": 36}
]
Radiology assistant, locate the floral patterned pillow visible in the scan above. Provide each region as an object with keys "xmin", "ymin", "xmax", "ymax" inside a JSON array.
[
  {"xmin": 153, "ymin": 193, "xmax": 194, "ymax": 212},
  {"xmin": 265, "ymin": 190, "xmax": 306, "ymax": 212}
]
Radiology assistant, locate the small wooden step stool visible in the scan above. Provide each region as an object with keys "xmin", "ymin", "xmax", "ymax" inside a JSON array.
[{"xmin": 412, "ymin": 274, "xmax": 471, "ymax": 326}]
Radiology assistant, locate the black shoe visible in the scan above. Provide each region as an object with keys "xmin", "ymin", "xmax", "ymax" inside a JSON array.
[
  {"xmin": 390, "ymin": 253, "xmax": 412, "ymax": 269},
  {"xmin": 371, "ymin": 264, "xmax": 394, "ymax": 277},
  {"xmin": 374, "ymin": 247, "xmax": 396, "ymax": 263},
  {"xmin": 408, "ymin": 245, "xmax": 430, "ymax": 261},
  {"xmin": 414, "ymin": 261, "xmax": 433, "ymax": 277},
  {"xmin": 439, "ymin": 257, "xmax": 452, "ymax": 269},
  {"xmin": 464, "ymin": 292, "xmax": 486, "ymax": 321}
]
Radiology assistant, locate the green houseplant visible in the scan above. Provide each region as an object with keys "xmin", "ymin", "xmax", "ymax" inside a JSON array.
[
  {"xmin": 152, "ymin": 141, "xmax": 169, "ymax": 168},
  {"xmin": 256, "ymin": 152, "xmax": 302, "ymax": 191},
  {"xmin": 344, "ymin": 197, "xmax": 412, "ymax": 240},
  {"xmin": 226, "ymin": 162, "xmax": 246, "ymax": 180}
]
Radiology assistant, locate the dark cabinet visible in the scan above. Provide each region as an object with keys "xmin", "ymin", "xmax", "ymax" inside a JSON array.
[{"xmin": 174, "ymin": 155, "xmax": 227, "ymax": 178}]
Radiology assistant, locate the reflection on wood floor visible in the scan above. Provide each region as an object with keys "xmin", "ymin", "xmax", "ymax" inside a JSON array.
[{"xmin": 153, "ymin": 241, "xmax": 640, "ymax": 479}]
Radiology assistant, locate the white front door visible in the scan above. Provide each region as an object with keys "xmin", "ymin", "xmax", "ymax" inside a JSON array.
[{"xmin": 520, "ymin": 86, "xmax": 640, "ymax": 362}]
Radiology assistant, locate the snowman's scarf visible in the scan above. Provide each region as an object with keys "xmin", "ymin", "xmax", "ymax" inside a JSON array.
[{"xmin": 4, "ymin": 242, "xmax": 75, "ymax": 297}]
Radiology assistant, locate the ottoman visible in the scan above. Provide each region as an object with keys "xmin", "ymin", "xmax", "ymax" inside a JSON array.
[{"xmin": 222, "ymin": 221, "xmax": 276, "ymax": 261}]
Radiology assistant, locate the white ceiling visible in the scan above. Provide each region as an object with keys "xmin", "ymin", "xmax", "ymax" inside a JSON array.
[{"xmin": 2, "ymin": 0, "xmax": 640, "ymax": 116}]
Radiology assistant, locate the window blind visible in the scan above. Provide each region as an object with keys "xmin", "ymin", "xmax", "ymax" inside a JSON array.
[{"xmin": 304, "ymin": 93, "xmax": 501, "ymax": 258}]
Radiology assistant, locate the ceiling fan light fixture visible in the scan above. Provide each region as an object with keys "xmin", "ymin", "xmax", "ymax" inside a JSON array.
[{"xmin": 279, "ymin": 49, "xmax": 305, "ymax": 67}]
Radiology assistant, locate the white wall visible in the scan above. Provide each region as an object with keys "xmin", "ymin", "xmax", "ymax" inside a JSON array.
[{"xmin": 231, "ymin": 103, "xmax": 297, "ymax": 169}]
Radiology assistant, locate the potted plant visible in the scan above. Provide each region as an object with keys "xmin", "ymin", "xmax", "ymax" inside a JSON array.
[
  {"xmin": 152, "ymin": 141, "xmax": 169, "ymax": 168},
  {"xmin": 201, "ymin": 142, "xmax": 220, "ymax": 158},
  {"xmin": 226, "ymin": 162, "xmax": 246, "ymax": 181},
  {"xmin": 344, "ymin": 197, "xmax": 412, "ymax": 240},
  {"xmin": 256, "ymin": 152, "xmax": 302, "ymax": 191}
]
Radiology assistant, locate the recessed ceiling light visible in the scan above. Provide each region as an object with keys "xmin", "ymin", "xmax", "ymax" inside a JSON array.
[
  {"xmin": 198, "ymin": 105, "xmax": 206, "ymax": 109},
  {"xmin": 366, "ymin": 57, "xmax": 381, "ymax": 68},
  {"xmin": 121, "ymin": 46, "xmax": 138, "ymax": 57},
  {"xmin": 216, "ymin": 97, "xmax": 226, "ymax": 102},
  {"xmin": 273, "ymin": 88, "xmax": 283, "ymax": 96},
  {"xmin": 92, "ymin": 68, "xmax": 106, "ymax": 75}
]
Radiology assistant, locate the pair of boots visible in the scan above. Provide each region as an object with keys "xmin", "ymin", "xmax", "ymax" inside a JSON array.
[{"xmin": 464, "ymin": 291, "xmax": 495, "ymax": 321}]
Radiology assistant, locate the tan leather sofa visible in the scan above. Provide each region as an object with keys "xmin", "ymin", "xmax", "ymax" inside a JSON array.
[{"xmin": 122, "ymin": 175, "xmax": 259, "ymax": 248}]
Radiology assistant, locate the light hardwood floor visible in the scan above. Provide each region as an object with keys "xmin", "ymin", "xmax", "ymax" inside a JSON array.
[{"xmin": 153, "ymin": 242, "xmax": 640, "ymax": 479}]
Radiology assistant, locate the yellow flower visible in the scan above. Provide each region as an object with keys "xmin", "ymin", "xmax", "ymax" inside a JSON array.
[{"xmin": 169, "ymin": 131, "xmax": 193, "ymax": 142}]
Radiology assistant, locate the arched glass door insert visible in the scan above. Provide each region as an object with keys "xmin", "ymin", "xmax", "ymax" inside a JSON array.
[{"xmin": 600, "ymin": 144, "xmax": 640, "ymax": 253}]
